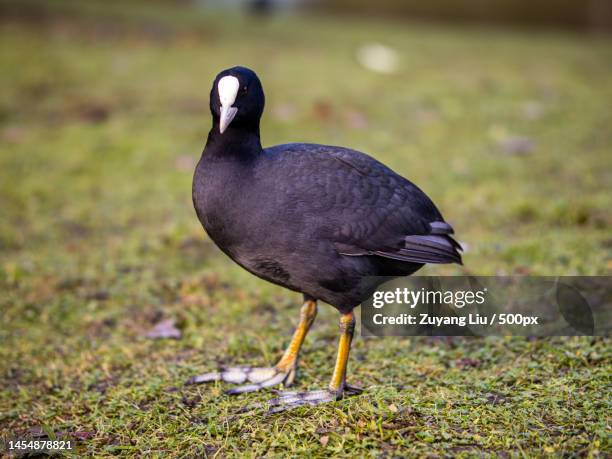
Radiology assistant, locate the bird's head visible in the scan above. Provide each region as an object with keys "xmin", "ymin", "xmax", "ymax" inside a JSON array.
[{"xmin": 210, "ymin": 66, "xmax": 265, "ymax": 134}]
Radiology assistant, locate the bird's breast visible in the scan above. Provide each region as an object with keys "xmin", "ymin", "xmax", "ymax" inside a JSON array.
[{"xmin": 193, "ymin": 158, "xmax": 246, "ymax": 250}]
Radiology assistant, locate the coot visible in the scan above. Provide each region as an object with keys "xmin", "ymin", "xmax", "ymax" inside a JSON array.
[{"xmin": 189, "ymin": 66, "xmax": 462, "ymax": 410}]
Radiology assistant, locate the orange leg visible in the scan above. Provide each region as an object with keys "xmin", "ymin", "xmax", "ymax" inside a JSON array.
[
  {"xmin": 328, "ymin": 311, "xmax": 355, "ymax": 393},
  {"xmin": 267, "ymin": 310, "xmax": 361, "ymax": 412},
  {"xmin": 275, "ymin": 299, "xmax": 318, "ymax": 384}
]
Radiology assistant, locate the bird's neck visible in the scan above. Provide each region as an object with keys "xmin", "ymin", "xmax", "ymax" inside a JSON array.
[{"xmin": 205, "ymin": 121, "xmax": 263, "ymax": 160}]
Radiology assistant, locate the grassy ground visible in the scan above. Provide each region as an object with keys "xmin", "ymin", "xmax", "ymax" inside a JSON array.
[{"xmin": 0, "ymin": 1, "xmax": 611, "ymax": 457}]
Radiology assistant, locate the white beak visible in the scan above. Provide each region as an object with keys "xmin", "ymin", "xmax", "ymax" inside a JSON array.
[
  {"xmin": 219, "ymin": 105, "xmax": 238, "ymax": 134},
  {"xmin": 218, "ymin": 75, "xmax": 240, "ymax": 134}
]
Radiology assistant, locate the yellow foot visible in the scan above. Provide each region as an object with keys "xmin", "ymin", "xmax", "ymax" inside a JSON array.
[{"xmin": 186, "ymin": 365, "xmax": 296, "ymax": 394}]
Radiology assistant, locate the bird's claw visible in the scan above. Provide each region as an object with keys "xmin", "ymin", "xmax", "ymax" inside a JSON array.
[
  {"xmin": 186, "ymin": 365, "xmax": 295, "ymax": 394},
  {"xmin": 266, "ymin": 385, "xmax": 363, "ymax": 413},
  {"xmin": 266, "ymin": 389, "xmax": 338, "ymax": 413}
]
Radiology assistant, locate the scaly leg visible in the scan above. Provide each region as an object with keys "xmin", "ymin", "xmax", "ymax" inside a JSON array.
[
  {"xmin": 187, "ymin": 297, "xmax": 317, "ymax": 394},
  {"xmin": 267, "ymin": 310, "xmax": 362, "ymax": 412}
]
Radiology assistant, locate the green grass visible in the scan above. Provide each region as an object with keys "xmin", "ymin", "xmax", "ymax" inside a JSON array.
[{"xmin": 0, "ymin": 1, "xmax": 611, "ymax": 456}]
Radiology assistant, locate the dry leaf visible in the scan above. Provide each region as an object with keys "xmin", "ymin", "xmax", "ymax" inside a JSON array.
[
  {"xmin": 146, "ymin": 318, "xmax": 182, "ymax": 340},
  {"xmin": 499, "ymin": 136, "xmax": 535, "ymax": 155}
]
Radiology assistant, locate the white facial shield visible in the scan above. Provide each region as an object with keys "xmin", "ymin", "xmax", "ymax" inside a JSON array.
[{"xmin": 218, "ymin": 75, "xmax": 239, "ymax": 134}]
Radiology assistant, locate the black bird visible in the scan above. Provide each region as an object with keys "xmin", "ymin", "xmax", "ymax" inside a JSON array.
[{"xmin": 190, "ymin": 66, "xmax": 462, "ymax": 410}]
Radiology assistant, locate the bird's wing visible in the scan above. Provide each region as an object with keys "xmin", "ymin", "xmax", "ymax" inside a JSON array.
[{"xmin": 267, "ymin": 144, "xmax": 463, "ymax": 265}]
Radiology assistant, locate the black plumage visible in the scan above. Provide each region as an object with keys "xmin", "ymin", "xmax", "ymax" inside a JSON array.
[{"xmin": 190, "ymin": 66, "xmax": 462, "ymax": 409}]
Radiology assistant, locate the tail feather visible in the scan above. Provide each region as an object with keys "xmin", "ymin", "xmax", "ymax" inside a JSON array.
[{"xmin": 374, "ymin": 221, "xmax": 463, "ymax": 265}]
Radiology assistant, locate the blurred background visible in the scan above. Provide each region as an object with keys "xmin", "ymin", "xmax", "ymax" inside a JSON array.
[
  {"xmin": 214, "ymin": 0, "xmax": 612, "ymax": 31},
  {"xmin": 1, "ymin": 0, "xmax": 610, "ymax": 456}
]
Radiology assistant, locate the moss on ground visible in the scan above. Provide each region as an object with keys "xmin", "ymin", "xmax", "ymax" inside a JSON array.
[{"xmin": 0, "ymin": 1, "xmax": 610, "ymax": 457}]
